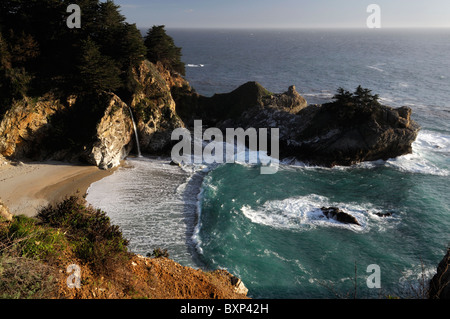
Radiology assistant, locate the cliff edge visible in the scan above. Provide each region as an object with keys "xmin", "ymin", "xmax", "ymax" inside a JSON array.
[{"xmin": 0, "ymin": 197, "xmax": 248, "ymax": 299}]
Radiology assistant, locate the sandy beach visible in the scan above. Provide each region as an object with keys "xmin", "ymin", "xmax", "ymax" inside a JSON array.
[{"xmin": 0, "ymin": 160, "xmax": 117, "ymax": 217}]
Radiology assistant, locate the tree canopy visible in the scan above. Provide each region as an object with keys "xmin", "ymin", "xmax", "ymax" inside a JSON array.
[
  {"xmin": 0, "ymin": 0, "xmax": 147, "ymax": 103},
  {"xmin": 333, "ymin": 86, "xmax": 380, "ymax": 107},
  {"xmin": 144, "ymin": 25, "xmax": 185, "ymax": 76}
]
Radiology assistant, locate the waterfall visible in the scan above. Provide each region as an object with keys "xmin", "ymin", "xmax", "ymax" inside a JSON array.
[{"xmin": 127, "ymin": 106, "xmax": 142, "ymax": 157}]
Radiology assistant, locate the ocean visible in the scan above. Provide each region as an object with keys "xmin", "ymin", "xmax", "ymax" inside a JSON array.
[{"xmin": 86, "ymin": 29, "xmax": 450, "ymax": 299}]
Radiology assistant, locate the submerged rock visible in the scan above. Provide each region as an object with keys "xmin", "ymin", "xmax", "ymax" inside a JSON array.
[
  {"xmin": 374, "ymin": 212, "xmax": 393, "ymax": 218},
  {"xmin": 321, "ymin": 207, "xmax": 361, "ymax": 226}
]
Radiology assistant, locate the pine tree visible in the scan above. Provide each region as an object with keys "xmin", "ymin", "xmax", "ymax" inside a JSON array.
[
  {"xmin": 333, "ymin": 86, "xmax": 380, "ymax": 107},
  {"xmin": 353, "ymin": 85, "xmax": 380, "ymax": 107},
  {"xmin": 333, "ymin": 87, "xmax": 353, "ymax": 105},
  {"xmin": 144, "ymin": 25, "xmax": 185, "ymax": 75},
  {"xmin": 77, "ymin": 38, "xmax": 122, "ymax": 94},
  {"xmin": 0, "ymin": 31, "xmax": 31, "ymax": 113}
]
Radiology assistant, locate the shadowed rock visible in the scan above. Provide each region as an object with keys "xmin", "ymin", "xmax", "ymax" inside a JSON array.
[
  {"xmin": 429, "ymin": 248, "xmax": 450, "ymax": 299},
  {"xmin": 321, "ymin": 207, "xmax": 361, "ymax": 226},
  {"xmin": 374, "ymin": 212, "xmax": 393, "ymax": 218}
]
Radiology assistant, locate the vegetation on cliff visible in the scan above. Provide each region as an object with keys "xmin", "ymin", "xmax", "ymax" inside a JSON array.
[
  {"xmin": 0, "ymin": 197, "xmax": 248, "ymax": 299},
  {"xmin": 144, "ymin": 25, "xmax": 186, "ymax": 76},
  {"xmin": 0, "ymin": 0, "xmax": 147, "ymax": 107},
  {"xmin": 0, "ymin": 0, "xmax": 187, "ymax": 164},
  {"xmin": 333, "ymin": 86, "xmax": 381, "ymax": 107}
]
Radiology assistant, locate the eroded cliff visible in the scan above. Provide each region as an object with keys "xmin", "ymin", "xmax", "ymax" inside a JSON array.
[{"xmin": 0, "ymin": 60, "xmax": 187, "ymax": 169}]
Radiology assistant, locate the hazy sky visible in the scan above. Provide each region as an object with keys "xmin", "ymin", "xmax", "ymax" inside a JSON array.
[{"xmin": 112, "ymin": 0, "xmax": 450, "ymax": 29}]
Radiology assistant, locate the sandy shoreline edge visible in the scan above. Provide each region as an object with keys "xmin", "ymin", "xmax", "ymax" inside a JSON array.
[{"xmin": 0, "ymin": 160, "xmax": 118, "ymax": 217}]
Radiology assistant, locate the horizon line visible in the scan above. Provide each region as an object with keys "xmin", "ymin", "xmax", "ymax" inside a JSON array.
[{"xmin": 136, "ymin": 26, "xmax": 450, "ymax": 31}]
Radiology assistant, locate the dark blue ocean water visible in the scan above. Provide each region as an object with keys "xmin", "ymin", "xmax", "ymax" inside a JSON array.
[
  {"xmin": 171, "ymin": 28, "xmax": 450, "ymax": 132},
  {"xmin": 88, "ymin": 29, "xmax": 450, "ymax": 299}
]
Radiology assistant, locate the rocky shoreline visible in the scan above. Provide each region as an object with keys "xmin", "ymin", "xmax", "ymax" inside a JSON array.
[
  {"xmin": 2, "ymin": 58, "xmax": 449, "ymax": 299},
  {"xmin": 1, "ymin": 60, "xmax": 420, "ymax": 170}
]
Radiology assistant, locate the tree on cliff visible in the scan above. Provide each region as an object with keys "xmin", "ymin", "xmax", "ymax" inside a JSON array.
[
  {"xmin": 0, "ymin": 31, "xmax": 34, "ymax": 115},
  {"xmin": 0, "ymin": 0, "xmax": 147, "ymax": 101},
  {"xmin": 144, "ymin": 25, "xmax": 185, "ymax": 76},
  {"xmin": 76, "ymin": 38, "xmax": 122, "ymax": 94},
  {"xmin": 333, "ymin": 86, "xmax": 380, "ymax": 107}
]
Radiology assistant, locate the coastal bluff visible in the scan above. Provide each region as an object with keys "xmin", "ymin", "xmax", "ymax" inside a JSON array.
[
  {"xmin": 0, "ymin": 60, "xmax": 187, "ymax": 169},
  {"xmin": 1, "ymin": 60, "xmax": 420, "ymax": 169}
]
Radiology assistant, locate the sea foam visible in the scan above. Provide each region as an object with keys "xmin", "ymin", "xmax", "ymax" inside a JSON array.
[
  {"xmin": 359, "ymin": 130, "xmax": 450, "ymax": 176},
  {"xmin": 240, "ymin": 194, "xmax": 398, "ymax": 233}
]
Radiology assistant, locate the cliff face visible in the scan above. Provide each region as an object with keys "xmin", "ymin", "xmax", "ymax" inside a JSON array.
[
  {"xmin": 174, "ymin": 81, "xmax": 303, "ymax": 127},
  {"xmin": 0, "ymin": 60, "xmax": 187, "ymax": 169},
  {"xmin": 0, "ymin": 96, "xmax": 66, "ymax": 160},
  {"xmin": 131, "ymin": 60, "xmax": 185, "ymax": 155},
  {"xmin": 0, "ymin": 93, "xmax": 135, "ymax": 169},
  {"xmin": 429, "ymin": 249, "xmax": 450, "ymax": 299},
  {"xmin": 0, "ymin": 65, "xmax": 420, "ymax": 169},
  {"xmin": 86, "ymin": 93, "xmax": 134, "ymax": 169}
]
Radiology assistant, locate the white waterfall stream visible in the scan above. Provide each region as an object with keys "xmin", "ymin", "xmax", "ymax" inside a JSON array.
[{"xmin": 127, "ymin": 106, "xmax": 142, "ymax": 157}]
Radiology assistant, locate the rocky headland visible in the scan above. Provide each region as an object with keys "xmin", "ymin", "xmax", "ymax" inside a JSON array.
[{"xmin": 174, "ymin": 81, "xmax": 420, "ymax": 167}]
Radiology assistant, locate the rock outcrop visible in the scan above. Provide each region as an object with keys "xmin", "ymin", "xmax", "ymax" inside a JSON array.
[
  {"xmin": 0, "ymin": 60, "xmax": 187, "ymax": 169},
  {"xmin": 0, "ymin": 200, "xmax": 13, "ymax": 222},
  {"xmin": 284, "ymin": 103, "xmax": 421, "ymax": 166},
  {"xmin": 265, "ymin": 85, "xmax": 308, "ymax": 114},
  {"xmin": 429, "ymin": 248, "xmax": 450, "ymax": 299},
  {"xmin": 0, "ymin": 95, "xmax": 66, "ymax": 160},
  {"xmin": 0, "ymin": 93, "xmax": 137, "ymax": 170},
  {"xmin": 321, "ymin": 207, "xmax": 360, "ymax": 226},
  {"xmin": 176, "ymin": 81, "xmax": 420, "ymax": 167},
  {"xmin": 131, "ymin": 60, "xmax": 185, "ymax": 155},
  {"xmin": 0, "ymin": 68, "xmax": 421, "ymax": 169},
  {"xmin": 86, "ymin": 94, "xmax": 134, "ymax": 169}
]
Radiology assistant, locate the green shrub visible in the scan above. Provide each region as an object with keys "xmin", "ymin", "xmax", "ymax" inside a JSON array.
[
  {"xmin": 37, "ymin": 196, "xmax": 130, "ymax": 274},
  {"xmin": 0, "ymin": 215, "xmax": 67, "ymax": 261},
  {"xmin": 147, "ymin": 248, "xmax": 169, "ymax": 258}
]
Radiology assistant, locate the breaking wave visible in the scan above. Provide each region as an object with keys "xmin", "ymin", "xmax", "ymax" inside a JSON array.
[{"xmin": 240, "ymin": 194, "xmax": 399, "ymax": 233}]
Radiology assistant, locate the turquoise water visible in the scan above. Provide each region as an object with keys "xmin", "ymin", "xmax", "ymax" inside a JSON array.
[
  {"xmin": 195, "ymin": 161, "xmax": 449, "ymax": 298},
  {"xmin": 87, "ymin": 29, "xmax": 450, "ymax": 299}
]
